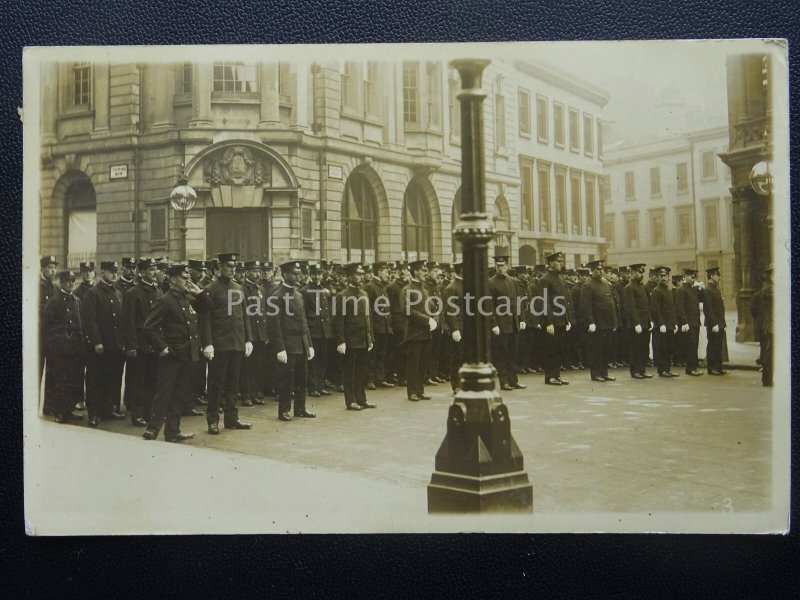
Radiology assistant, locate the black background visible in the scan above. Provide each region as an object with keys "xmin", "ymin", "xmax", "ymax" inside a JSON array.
[{"xmin": 2, "ymin": 0, "xmax": 798, "ymax": 595}]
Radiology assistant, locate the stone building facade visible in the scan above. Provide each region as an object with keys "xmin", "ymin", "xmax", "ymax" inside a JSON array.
[{"xmin": 39, "ymin": 58, "xmax": 609, "ymax": 267}]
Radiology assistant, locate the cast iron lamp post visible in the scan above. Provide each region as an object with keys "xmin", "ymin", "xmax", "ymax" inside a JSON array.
[
  {"xmin": 169, "ymin": 173, "xmax": 197, "ymax": 261},
  {"xmin": 427, "ymin": 59, "xmax": 533, "ymax": 513}
]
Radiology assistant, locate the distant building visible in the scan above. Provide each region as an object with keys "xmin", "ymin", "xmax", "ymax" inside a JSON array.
[
  {"xmin": 38, "ymin": 58, "xmax": 608, "ymax": 268},
  {"xmin": 603, "ymin": 125, "xmax": 736, "ymax": 300}
]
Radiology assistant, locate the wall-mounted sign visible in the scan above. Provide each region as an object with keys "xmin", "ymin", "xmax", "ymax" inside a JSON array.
[
  {"xmin": 109, "ymin": 164, "xmax": 128, "ymax": 180},
  {"xmin": 327, "ymin": 164, "xmax": 343, "ymax": 180}
]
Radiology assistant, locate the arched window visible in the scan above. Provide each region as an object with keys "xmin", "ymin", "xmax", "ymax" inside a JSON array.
[
  {"xmin": 519, "ymin": 244, "xmax": 537, "ymax": 266},
  {"xmin": 341, "ymin": 171, "xmax": 378, "ymax": 263},
  {"xmin": 402, "ymin": 181, "xmax": 432, "ymax": 261},
  {"xmin": 64, "ymin": 175, "xmax": 96, "ymax": 266}
]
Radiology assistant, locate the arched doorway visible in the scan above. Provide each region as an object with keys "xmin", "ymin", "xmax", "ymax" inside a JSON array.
[
  {"xmin": 402, "ymin": 180, "xmax": 433, "ymax": 261},
  {"xmin": 341, "ymin": 170, "xmax": 379, "ymax": 263},
  {"xmin": 58, "ymin": 172, "xmax": 96, "ymax": 266},
  {"xmin": 519, "ymin": 244, "xmax": 537, "ymax": 266}
]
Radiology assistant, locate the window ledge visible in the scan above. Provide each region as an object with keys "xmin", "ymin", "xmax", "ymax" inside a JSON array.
[
  {"xmin": 538, "ymin": 136, "xmax": 549, "ymax": 144},
  {"xmin": 172, "ymin": 93, "xmax": 192, "ymax": 107},
  {"xmin": 554, "ymin": 141, "xmax": 565, "ymax": 149},
  {"xmin": 59, "ymin": 109, "xmax": 94, "ymax": 120},
  {"xmin": 211, "ymin": 92, "xmax": 260, "ymax": 104}
]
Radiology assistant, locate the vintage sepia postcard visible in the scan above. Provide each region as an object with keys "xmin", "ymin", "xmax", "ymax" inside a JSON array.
[{"xmin": 22, "ymin": 40, "xmax": 790, "ymax": 534}]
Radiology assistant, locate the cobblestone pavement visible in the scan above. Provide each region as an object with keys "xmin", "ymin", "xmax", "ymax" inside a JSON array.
[{"xmin": 77, "ymin": 365, "xmax": 772, "ymax": 515}]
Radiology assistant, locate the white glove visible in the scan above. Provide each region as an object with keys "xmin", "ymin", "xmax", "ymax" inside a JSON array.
[
  {"xmin": 245, "ymin": 341, "xmax": 253, "ymax": 357},
  {"xmin": 367, "ymin": 344, "xmax": 373, "ymax": 352},
  {"xmin": 428, "ymin": 317, "xmax": 437, "ymax": 332},
  {"xmin": 277, "ymin": 350, "xmax": 288, "ymax": 364},
  {"xmin": 203, "ymin": 345, "xmax": 214, "ymax": 361},
  {"xmin": 535, "ymin": 323, "xmax": 542, "ymax": 330},
  {"xmin": 452, "ymin": 330, "xmax": 462, "ymax": 343},
  {"xmin": 337, "ymin": 343, "xmax": 347, "ymax": 355},
  {"xmin": 673, "ymin": 325, "xmax": 679, "ymax": 334},
  {"xmin": 659, "ymin": 325, "xmax": 667, "ymax": 333},
  {"xmin": 566, "ymin": 323, "xmax": 572, "ymax": 332},
  {"xmin": 159, "ymin": 347, "xmax": 169, "ymax": 357},
  {"xmin": 308, "ymin": 346, "xmax": 315, "ymax": 360},
  {"xmin": 588, "ymin": 323, "xmax": 597, "ymax": 333},
  {"xmin": 546, "ymin": 324, "xmax": 555, "ymax": 336},
  {"xmin": 634, "ymin": 324, "xmax": 643, "ymax": 334},
  {"xmin": 681, "ymin": 324, "xmax": 689, "ymax": 333},
  {"xmin": 649, "ymin": 321, "xmax": 654, "ymax": 331},
  {"xmin": 712, "ymin": 325, "xmax": 720, "ymax": 333},
  {"xmin": 94, "ymin": 343, "xmax": 104, "ymax": 355},
  {"xmin": 492, "ymin": 326, "xmax": 500, "ymax": 336},
  {"xmin": 520, "ymin": 321, "xmax": 527, "ymax": 331}
]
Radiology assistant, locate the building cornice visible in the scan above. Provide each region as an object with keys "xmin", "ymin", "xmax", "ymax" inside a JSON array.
[{"xmin": 513, "ymin": 60, "xmax": 610, "ymax": 108}]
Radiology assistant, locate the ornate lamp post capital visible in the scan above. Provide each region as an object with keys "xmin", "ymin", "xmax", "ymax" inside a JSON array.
[{"xmin": 169, "ymin": 173, "xmax": 197, "ymax": 261}]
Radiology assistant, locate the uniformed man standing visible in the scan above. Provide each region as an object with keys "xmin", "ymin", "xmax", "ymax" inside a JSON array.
[
  {"xmin": 42, "ymin": 269, "xmax": 85, "ymax": 423},
  {"xmin": 675, "ymin": 268, "xmax": 703, "ymax": 376},
  {"xmin": 187, "ymin": 259, "xmax": 210, "ymax": 406},
  {"xmin": 579, "ymin": 260, "xmax": 618, "ymax": 382},
  {"xmin": 141, "ymin": 264, "xmax": 201, "ymax": 443},
  {"xmin": 240, "ymin": 260, "xmax": 269, "ymax": 406},
  {"xmin": 703, "ymin": 266, "xmax": 728, "ymax": 376},
  {"xmin": 364, "ymin": 261, "xmax": 394, "ymax": 390},
  {"xmin": 423, "ymin": 262, "xmax": 444, "ymax": 386},
  {"xmin": 442, "ymin": 262, "xmax": 464, "ymax": 392},
  {"xmin": 489, "ymin": 254, "xmax": 526, "ymax": 391},
  {"xmin": 198, "ymin": 253, "xmax": 254, "ymax": 434},
  {"xmin": 757, "ymin": 265, "xmax": 773, "ymax": 387},
  {"xmin": 649, "ymin": 266, "xmax": 679, "ymax": 378},
  {"xmin": 386, "ymin": 262, "xmax": 410, "ymax": 385},
  {"xmin": 120, "ymin": 257, "xmax": 164, "ymax": 426},
  {"xmin": 622, "ymin": 263, "xmax": 653, "ymax": 379},
  {"xmin": 303, "ymin": 263, "xmax": 334, "ymax": 398},
  {"xmin": 39, "ymin": 255, "xmax": 58, "ymax": 412},
  {"xmin": 537, "ymin": 252, "xmax": 572, "ymax": 386},
  {"xmin": 80, "ymin": 261, "xmax": 127, "ymax": 426},
  {"xmin": 266, "ymin": 260, "xmax": 316, "ymax": 421},
  {"xmin": 74, "ymin": 261, "xmax": 95, "ymax": 301},
  {"xmin": 402, "ymin": 260, "xmax": 437, "ymax": 401},
  {"xmin": 333, "ymin": 263, "xmax": 375, "ymax": 411}
]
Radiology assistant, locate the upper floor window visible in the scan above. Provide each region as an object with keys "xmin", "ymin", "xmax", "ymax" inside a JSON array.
[
  {"xmin": 448, "ymin": 71, "xmax": 461, "ymax": 140},
  {"xmin": 677, "ymin": 162, "xmax": 689, "ymax": 192},
  {"xmin": 520, "ymin": 159, "xmax": 534, "ymax": 230},
  {"xmin": 625, "ymin": 171, "xmax": 636, "ymax": 200},
  {"xmin": 179, "ymin": 63, "xmax": 192, "ymax": 94},
  {"xmin": 650, "ymin": 167, "xmax": 661, "ymax": 196},
  {"xmin": 583, "ymin": 113, "xmax": 594, "ymax": 156},
  {"xmin": 278, "ymin": 63, "xmax": 292, "ymax": 103},
  {"xmin": 72, "ymin": 63, "xmax": 92, "ymax": 107},
  {"xmin": 701, "ymin": 150, "xmax": 717, "ymax": 180},
  {"xmin": 677, "ymin": 209, "xmax": 694, "ymax": 245},
  {"xmin": 402, "ymin": 62, "xmax": 420, "ymax": 126},
  {"xmin": 495, "ymin": 90, "xmax": 507, "ymax": 150},
  {"xmin": 518, "ymin": 88, "xmax": 531, "ymax": 136},
  {"xmin": 536, "ymin": 95, "xmax": 548, "ymax": 142},
  {"xmin": 426, "ymin": 62, "xmax": 441, "ymax": 128},
  {"xmin": 597, "ymin": 120, "xmax": 604, "ymax": 159},
  {"xmin": 553, "ymin": 102, "xmax": 565, "ymax": 147},
  {"xmin": 341, "ymin": 62, "xmax": 357, "ymax": 111},
  {"xmin": 568, "ymin": 108, "xmax": 580, "ymax": 152},
  {"xmin": 364, "ymin": 62, "xmax": 380, "ymax": 117},
  {"xmin": 213, "ymin": 62, "xmax": 256, "ymax": 93}
]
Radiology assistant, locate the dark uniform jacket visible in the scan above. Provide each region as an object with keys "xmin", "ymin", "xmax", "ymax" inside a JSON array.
[
  {"xmin": 40, "ymin": 276, "xmax": 57, "ymax": 322},
  {"xmin": 675, "ymin": 283, "xmax": 701, "ymax": 327},
  {"xmin": 423, "ymin": 277, "xmax": 444, "ymax": 327},
  {"xmin": 73, "ymin": 280, "xmax": 93, "ymax": 301},
  {"xmin": 644, "ymin": 280, "xmax": 657, "ymax": 298},
  {"xmin": 623, "ymin": 279, "xmax": 651, "ymax": 329},
  {"xmin": 121, "ymin": 280, "xmax": 163, "ymax": 353},
  {"xmin": 537, "ymin": 270, "xmax": 572, "ymax": 327},
  {"xmin": 571, "ymin": 283, "xmax": 584, "ymax": 326},
  {"xmin": 442, "ymin": 277, "xmax": 464, "ymax": 334},
  {"xmin": 81, "ymin": 280, "xmax": 125, "ymax": 350},
  {"xmin": 650, "ymin": 283, "xmax": 677, "ymax": 330},
  {"xmin": 401, "ymin": 279, "xmax": 432, "ymax": 343},
  {"xmin": 242, "ymin": 278, "xmax": 268, "ymax": 343},
  {"xmin": 365, "ymin": 279, "xmax": 393, "ymax": 336},
  {"xmin": 703, "ymin": 282, "xmax": 725, "ymax": 329},
  {"xmin": 579, "ymin": 277, "xmax": 619, "ymax": 330},
  {"xmin": 114, "ymin": 276, "xmax": 136, "ymax": 296},
  {"xmin": 303, "ymin": 282, "xmax": 334, "ymax": 340},
  {"xmin": 198, "ymin": 276, "xmax": 252, "ymax": 352},
  {"xmin": 144, "ymin": 288, "xmax": 201, "ymax": 362},
  {"xmin": 758, "ymin": 282, "xmax": 773, "ymax": 335},
  {"xmin": 265, "ymin": 282, "xmax": 312, "ymax": 355},
  {"xmin": 43, "ymin": 289, "xmax": 84, "ymax": 356},
  {"xmin": 387, "ymin": 278, "xmax": 407, "ymax": 335},
  {"xmin": 489, "ymin": 273, "xmax": 521, "ymax": 333},
  {"xmin": 333, "ymin": 285, "xmax": 373, "ymax": 350}
]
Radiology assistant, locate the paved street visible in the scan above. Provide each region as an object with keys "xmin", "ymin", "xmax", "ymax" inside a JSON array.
[{"xmin": 68, "ymin": 365, "xmax": 771, "ymax": 515}]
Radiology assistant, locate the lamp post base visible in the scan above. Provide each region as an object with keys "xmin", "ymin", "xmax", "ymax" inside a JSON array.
[{"xmin": 428, "ymin": 470, "xmax": 533, "ymax": 513}]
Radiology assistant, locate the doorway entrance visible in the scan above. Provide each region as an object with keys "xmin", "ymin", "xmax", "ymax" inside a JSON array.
[{"xmin": 206, "ymin": 208, "xmax": 269, "ymax": 260}]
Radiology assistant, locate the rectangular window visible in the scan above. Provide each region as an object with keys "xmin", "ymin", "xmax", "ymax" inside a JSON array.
[
  {"xmin": 555, "ymin": 171, "xmax": 567, "ymax": 233},
  {"xmin": 341, "ymin": 63, "xmax": 356, "ymax": 110},
  {"xmin": 570, "ymin": 175, "xmax": 581, "ymax": 234},
  {"xmin": 180, "ymin": 63, "xmax": 192, "ymax": 94},
  {"xmin": 150, "ymin": 207, "xmax": 167, "ymax": 242},
  {"xmin": 302, "ymin": 208, "xmax": 313, "ymax": 241},
  {"xmin": 518, "ymin": 88, "xmax": 531, "ymax": 136},
  {"xmin": 553, "ymin": 102, "xmax": 565, "ymax": 147},
  {"xmin": 625, "ymin": 171, "xmax": 635, "ymax": 200},
  {"xmin": 704, "ymin": 202, "xmax": 719, "ymax": 247},
  {"xmin": 426, "ymin": 62, "xmax": 441, "ymax": 128},
  {"xmin": 213, "ymin": 62, "xmax": 257, "ymax": 93},
  {"xmin": 402, "ymin": 62, "xmax": 419, "ymax": 125},
  {"xmin": 603, "ymin": 216, "xmax": 615, "ymax": 248},
  {"xmin": 677, "ymin": 210, "xmax": 693, "ymax": 244},
  {"xmin": 625, "ymin": 214, "xmax": 639, "ymax": 249},
  {"xmin": 583, "ymin": 113, "xmax": 594, "ymax": 156},
  {"xmin": 72, "ymin": 63, "xmax": 92, "ymax": 107},
  {"xmin": 495, "ymin": 92, "xmax": 506, "ymax": 150},
  {"xmin": 650, "ymin": 212, "xmax": 665, "ymax": 246},
  {"xmin": 278, "ymin": 63, "xmax": 292, "ymax": 100},
  {"xmin": 600, "ymin": 175, "xmax": 611, "ymax": 204},
  {"xmin": 597, "ymin": 120, "xmax": 604, "ymax": 159},
  {"xmin": 650, "ymin": 167, "xmax": 661, "ymax": 196},
  {"xmin": 364, "ymin": 62, "xmax": 379, "ymax": 116},
  {"xmin": 701, "ymin": 150, "xmax": 717, "ymax": 180},
  {"xmin": 584, "ymin": 177, "xmax": 596, "ymax": 236},
  {"xmin": 520, "ymin": 160, "xmax": 534, "ymax": 230},
  {"xmin": 677, "ymin": 162, "xmax": 689, "ymax": 192},
  {"xmin": 568, "ymin": 108, "xmax": 580, "ymax": 152},
  {"xmin": 448, "ymin": 73, "xmax": 461, "ymax": 139},
  {"xmin": 536, "ymin": 95, "xmax": 548, "ymax": 142},
  {"xmin": 538, "ymin": 167, "xmax": 551, "ymax": 233}
]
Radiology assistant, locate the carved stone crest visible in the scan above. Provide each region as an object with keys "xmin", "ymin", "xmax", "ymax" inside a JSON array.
[{"xmin": 203, "ymin": 145, "xmax": 272, "ymax": 187}]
